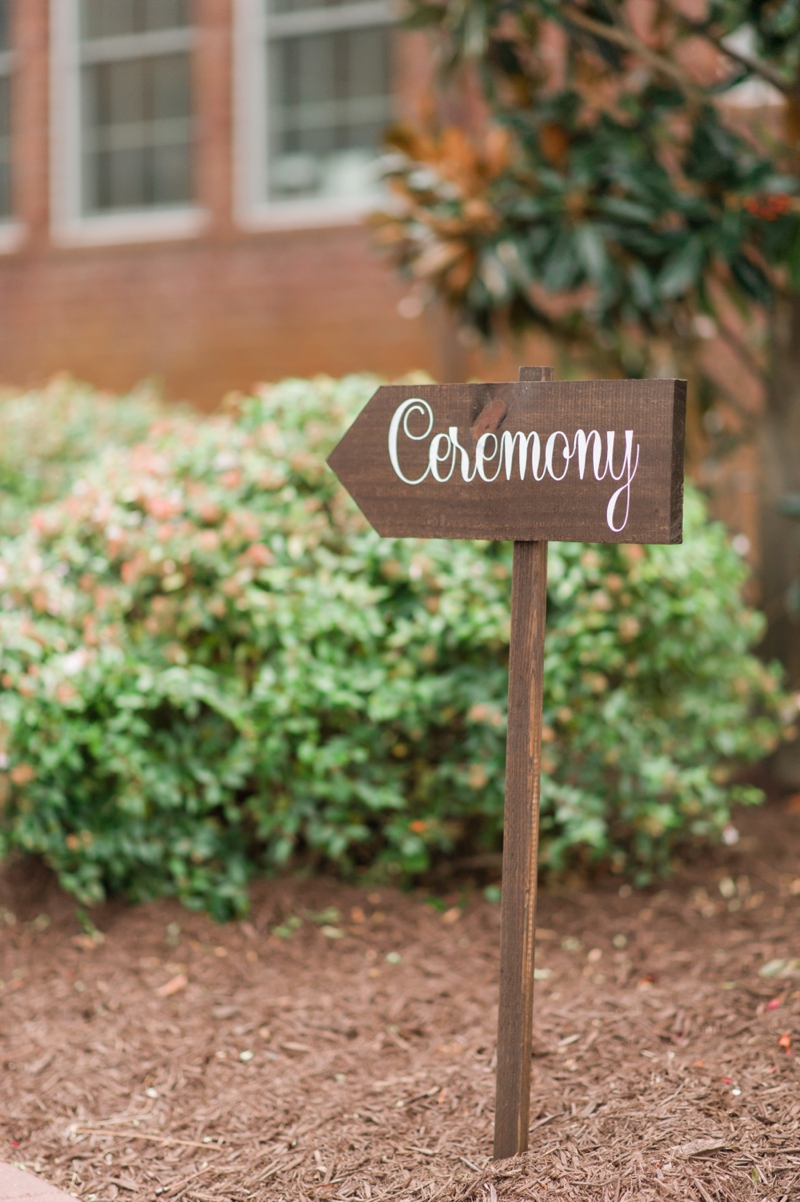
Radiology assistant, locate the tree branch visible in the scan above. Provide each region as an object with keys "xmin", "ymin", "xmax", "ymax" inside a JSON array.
[
  {"xmin": 690, "ymin": 28, "xmax": 790, "ymax": 97},
  {"xmin": 559, "ymin": 5, "xmax": 704, "ymax": 101}
]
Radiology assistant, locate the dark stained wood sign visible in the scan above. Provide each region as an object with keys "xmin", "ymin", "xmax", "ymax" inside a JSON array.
[
  {"xmin": 328, "ymin": 377, "xmax": 686, "ymax": 544},
  {"xmin": 327, "ymin": 368, "xmax": 686, "ymax": 1163}
]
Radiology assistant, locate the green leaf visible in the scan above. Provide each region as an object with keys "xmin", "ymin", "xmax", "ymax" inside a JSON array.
[{"xmin": 656, "ymin": 236, "xmax": 705, "ymax": 299}]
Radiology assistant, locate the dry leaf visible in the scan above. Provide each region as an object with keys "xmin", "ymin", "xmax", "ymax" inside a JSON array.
[
  {"xmin": 156, "ymin": 973, "xmax": 187, "ymax": 997},
  {"xmin": 212, "ymin": 1004, "xmax": 239, "ymax": 1020},
  {"xmin": 27, "ymin": 1050, "xmax": 55, "ymax": 1076},
  {"xmin": 675, "ymin": 1137, "xmax": 727, "ymax": 1158},
  {"xmin": 71, "ymin": 934, "xmax": 99, "ymax": 952}
]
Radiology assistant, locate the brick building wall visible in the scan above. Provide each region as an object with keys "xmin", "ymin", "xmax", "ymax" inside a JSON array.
[{"xmin": 0, "ymin": 0, "xmax": 461, "ymax": 406}]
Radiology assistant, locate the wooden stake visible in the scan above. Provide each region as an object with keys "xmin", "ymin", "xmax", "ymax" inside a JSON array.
[
  {"xmin": 493, "ymin": 366, "xmax": 552, "ymax": 1161},
  {"xmin": 327, "ymin": 360, "xmax": 686, "ymax": 1157}
]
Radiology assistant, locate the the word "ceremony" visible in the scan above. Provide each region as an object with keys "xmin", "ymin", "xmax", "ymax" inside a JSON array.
[{"xmin": 388, "ymin": 397, "xmax": 641, "ymax": 533}]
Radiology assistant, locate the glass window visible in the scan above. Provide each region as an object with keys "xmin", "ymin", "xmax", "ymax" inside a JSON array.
[
  {"xmin": 79, "ymin": 0, "xmax": 193, "ymax": 214},
  {"xmin": 265, "ymin": 0, "xmax": 393, "ymax": 203},
  {"xmin": 0, "ymin": 0, "xmax": 12, "ymax": 219}
]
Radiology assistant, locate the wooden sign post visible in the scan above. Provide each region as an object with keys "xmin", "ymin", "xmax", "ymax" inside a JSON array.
[{"xmin": 328, "ymin": 367, "xmax": 686, "ymax": 1161}]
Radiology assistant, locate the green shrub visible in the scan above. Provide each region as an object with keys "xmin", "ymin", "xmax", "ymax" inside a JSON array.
[
  {"xmin": 0, "ymin": 375, "xmax": 165, "ymax": 535},
  {"xmin": 0, "ymin": 376, "xmax": 791, "ymax": 917}
]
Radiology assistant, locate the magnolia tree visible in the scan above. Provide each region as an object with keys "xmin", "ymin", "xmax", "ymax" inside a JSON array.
[{"xmin": 372, "ymin": 0, "xmax": 800, "ymax": 676}]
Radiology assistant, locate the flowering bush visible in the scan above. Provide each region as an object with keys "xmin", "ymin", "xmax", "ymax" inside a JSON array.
[
  {"xmin": 0, "ymin": 376, "xmax": 791, "ymax": 917},
  {"xmin": 0, "ymin": 375, "xmax": 166, "ymax": 535}
]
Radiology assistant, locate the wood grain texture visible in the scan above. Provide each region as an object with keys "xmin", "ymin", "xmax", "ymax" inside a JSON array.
[
  {"xmin": 518, "ymin": 366, "xmax": 555, "ymax": 382},
  {"xmin": 669, "ymin": 380, "xmax": 687, "ymax": 544},
  {"xmin": 493, "ymin": 538, "xmax": 548, "ymax": 1161},
  {"xmin": 327, "ymin": 378, "xmax": 685, "ymax": 544}
]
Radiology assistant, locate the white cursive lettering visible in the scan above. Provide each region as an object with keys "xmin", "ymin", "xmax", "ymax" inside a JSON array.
[
  {"xmin": 605, "ymin": 430, "xmax": 640, "ymax": 532},
  {"xmin": 545, "ymin": 431, "xmax": 572, "ymax": 482},
  {"xmin": 387, "ymin": 398, "xmax": 434, "ymax": 485},
  {"xmin": 475, "ymin": 432, "xmax": 503, "ymax": 482},
  {"xmin": 449, "ymin": 426, "xmax": 477, "ymax": 482},
  {"xmin": 501, "ymin": 429, "xmax": 544, "ymax": 481},
  {"xmin": 429, "ymin": 431, "xmax": 456, "ymax": 482},
  {"xmin": 387, "ymin": 398, "xmax": 642, "ymax": 532},
  {"xmin": 571, "ymin": 429, "xmax": 605, "ymax": 480}
]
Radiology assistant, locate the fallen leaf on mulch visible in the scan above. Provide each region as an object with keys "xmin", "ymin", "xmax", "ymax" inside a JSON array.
[
  {"xmin": 674, "ymin": 1138, "xmax": 727, "ymax": 1158},
  {"xmin": 212, "ymin": 1004, "xmax": 239, "ymax": 1019},
  {"xmin": 760, "ymin": 958, "xmax": 800, "ymax": 978},
  {"xmin": 156, "ymin": 973, "xmax": 187, "ymax": 997},
  {"xmin": 71, "ymin": 934, "xmax": 99, "ymax": 952},
  {"xmin": 779, "ymin": 1032, "xmax": 792, "ymax": 1053},
  {"xmin": 27, "ymin": 1050, "xmax": 55, "ymax": 1076}
]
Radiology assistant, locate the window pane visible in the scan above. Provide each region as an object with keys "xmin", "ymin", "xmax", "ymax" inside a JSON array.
[
  {"xmin": 142, "ymin": 0, "xmax": 190, "ymax": 30},
  {"xmin": 82, "ymin": 0, "xmax": 139, "ymax": 37},
  {"xmin": 82, "ymin": 53, "xmax": 193, "ymax": 211},
  {"xmin": 0, "ymin": 75, "xmax": 10, "ymax": 217},
  {"xmin": 102, "ymin": 60, "xmax": 147, "ymax": 125},
  {"xmin": 0, "ymin": 0, "xmax": 10, "ymax": 51},
  {"xmin": 267, "ymin": 25, "xmax": 391, "ymax": 201},
  {"xmin": 269, "ymin": 0, "xmax": 377, "ymax": 15},
  {"xmin": 152, "ymin": 52, "xmax": 191, "ymax": 117},
  {"xmin": 152, "ymin": 141, "xmax": 192, "ymax": 203},
  {"xmin": 96, "ymin": 147, "xmax": 148, "ymax": 209},
  {"xmin": 81, "ymin": 0, "xmax": 190, "ymax": 39}
]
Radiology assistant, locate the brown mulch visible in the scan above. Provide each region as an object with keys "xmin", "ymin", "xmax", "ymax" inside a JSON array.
[{"xmin": 1, "ymin": 797, "xmax": 800, "ymax": 1202}]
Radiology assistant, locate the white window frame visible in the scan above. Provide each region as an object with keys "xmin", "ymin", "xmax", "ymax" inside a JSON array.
[
  {"xmin": 234, "ymin": 0, "xmax": 395, "ymax": 231},
  {"xmin": 0, "ymin": 33, "xmax": 25, "ymax": 251},
  {"xmin": 50, "ymin": 0, "xmax": 208, "ymax": 248}
]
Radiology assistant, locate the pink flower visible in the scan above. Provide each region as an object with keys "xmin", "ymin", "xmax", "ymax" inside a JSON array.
[
  {"xmin": 245, "ymin": 544, "xmax": 273, "ymax": 567},
  {"xmin": 147, "ymin": 496, "xmax": 182, "ymax": 521}
]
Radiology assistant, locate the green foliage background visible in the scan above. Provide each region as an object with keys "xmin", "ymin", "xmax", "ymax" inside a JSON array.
[
  {"xmin": 374, "ymin": 0, "xmax": 800, "ymax": 381},
  {"xmin": 0, "ymin": 377, "xmax": 790, "ymax": 918}
]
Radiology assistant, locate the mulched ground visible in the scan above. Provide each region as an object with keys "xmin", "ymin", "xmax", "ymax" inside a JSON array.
[{"xmin": 1, "ymin": 794, "xmax": 800, "ymax": 1202}]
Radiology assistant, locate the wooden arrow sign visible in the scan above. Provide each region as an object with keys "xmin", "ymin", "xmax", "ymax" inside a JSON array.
[
  {"xmin": 327, "ymin": 367, "xmax": 686, "ymax": 1163},
  {"xmin": 328, "ymin": 376, "xmax": 686, "ymax": 544}
]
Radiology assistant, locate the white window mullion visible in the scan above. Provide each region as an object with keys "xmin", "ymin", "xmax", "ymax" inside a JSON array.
[
  {"xmin": 267, "ymin": 2, "xmax": 393, "ymax": 39},
  {"xmin": 79, "ymin": 28, "xmax": 195, "ymax": 64},
  {"xmin": 0, "ymin": 0, "xmax": 22, "ymax": 245},
  {"xmin": 50, "ymin": 0, "xmax": 207, "ymax": 248},
  {"xmin": 51, "ymin": 0, "xmax": 85, "ymax": 238},
  {"xmin": 234, "ymin": 0, "xmax": 270, "ymax": 226}
]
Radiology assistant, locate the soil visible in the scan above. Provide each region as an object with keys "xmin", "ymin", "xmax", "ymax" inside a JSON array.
[{"xmin": 1, "ymin": 793, "xmax": 800, "ymax": 1202}]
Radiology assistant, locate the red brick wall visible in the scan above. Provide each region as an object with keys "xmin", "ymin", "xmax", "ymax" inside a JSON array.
[
  {"xmin": 0, "ymin": 0, "xmax": 453, "ymax": 406},
  {"xmin": 0, "ymin": 227, "xmax": 455, "ymax": 406}
]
